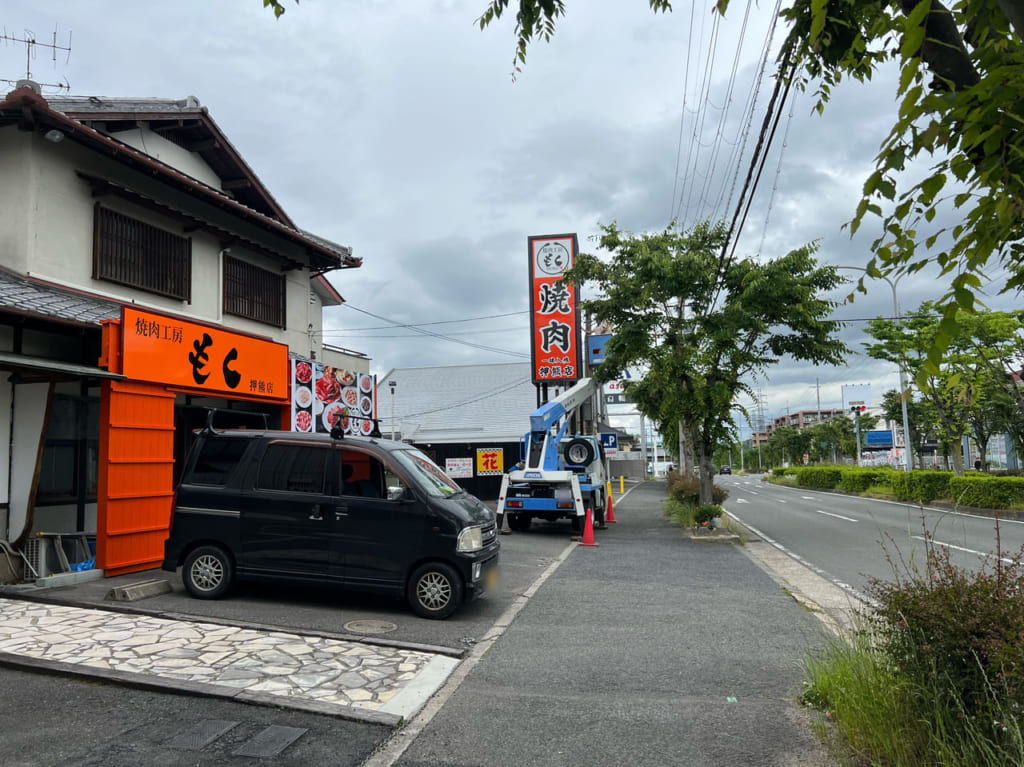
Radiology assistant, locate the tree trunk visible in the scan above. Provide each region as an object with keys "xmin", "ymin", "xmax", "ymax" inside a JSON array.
[{"xmin": 698, "ymin": 448, "xmax": 715, "ymax": 506}]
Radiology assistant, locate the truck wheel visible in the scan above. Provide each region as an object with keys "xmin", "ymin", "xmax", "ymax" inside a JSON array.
[
  {"xmin": 592, "ymin": 491, "xmax": 605, "ymax": 526},
  {"xmin": 182, "ymin": 545, "xmax": 233, "ymax": 599},
  {"xmin": 507, "ymin": 513, "xmax": 532, "ymax": 532},
  {"xmin": 564, "ymin": 438, "xmax": 596, "ymax": 466},
  {"xmin": 408, "ymin": 562, "xmax": 463, "ymax": 620}
]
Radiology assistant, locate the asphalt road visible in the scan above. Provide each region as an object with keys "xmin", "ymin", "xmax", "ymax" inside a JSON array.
[
  {"xmin": 720, "ymin": 474, "xmax": 1024, "ymax": 602},
  {"xmin": 0, "ymin": 665, "xmax": 390, "ymax": 766}
]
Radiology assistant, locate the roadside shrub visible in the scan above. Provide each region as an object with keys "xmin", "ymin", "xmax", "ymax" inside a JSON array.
[
  {"xmin": 803, "ymin": 529, "xmax": 1024, "ymax": 766},
  {"xmin": 949, "ymin": 475, "xmax": 1024, "ymax": 510},
  {"xmin": 668, "ymin": 475, "xmax": 727, "ymax": 506},
  {"xmin": 839, "ymin": 467, "xmax": 895, "ymax": 493},
  {"xmin": 890, "ymin": 470, "xmax": 952, "ymax": 503},
  {"xmin": 693, "ymin": 504, "xmax": 723, "ymax": 526},
  {"xmin": 868, "ymin": 531, "xmax": 1024, "ymax": 744},
  {"xmin": 795, "ymin": 466, "xmax": 842, "ymax": 489},
  {"xmin": 771, "ymin": 467, "xmax": 790, "ymax": 477}
]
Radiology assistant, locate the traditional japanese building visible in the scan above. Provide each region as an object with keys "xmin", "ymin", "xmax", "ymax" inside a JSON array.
[{"xmin": 0, "ymin": 82, "xmax": 366, "ymax": 580}]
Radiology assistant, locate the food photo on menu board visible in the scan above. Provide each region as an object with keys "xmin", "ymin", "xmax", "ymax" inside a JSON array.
[{"xmin": 291, "ymin": 360, "xmax": 376, "ymax": 435}]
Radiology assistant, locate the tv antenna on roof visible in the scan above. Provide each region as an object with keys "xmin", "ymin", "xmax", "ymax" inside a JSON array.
[{"xmin": 0, "ymin": 25, "xmax": 72, "ymax": 93}]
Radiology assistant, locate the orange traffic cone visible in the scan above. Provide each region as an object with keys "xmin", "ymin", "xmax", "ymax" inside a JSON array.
[
  {"xmin": 579, "ymin": 507, "xmax": 599, "ymax": 547},
  {"xmin": 605, "ymin": 492, "xmax": 617, "ymax": 523}
]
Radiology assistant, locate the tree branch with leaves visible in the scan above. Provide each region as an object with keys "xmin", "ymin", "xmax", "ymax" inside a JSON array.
[{"xmin": 566, "ymin": 220, "xmax": 847, "ymax": 504}]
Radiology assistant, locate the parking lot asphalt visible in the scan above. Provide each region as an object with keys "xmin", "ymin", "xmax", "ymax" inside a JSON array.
[{"xmin": 3, "ymin": 512, "xmax": 580, "ymax": 655}]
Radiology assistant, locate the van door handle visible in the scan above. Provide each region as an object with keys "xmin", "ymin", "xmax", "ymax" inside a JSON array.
[
  {"xmin": 333, "ymin": 507, "xmax": 348, "ymax": 519},
  {"xmin": 308, "ymin": 504, "xmax": 323, "ymax": 521}
]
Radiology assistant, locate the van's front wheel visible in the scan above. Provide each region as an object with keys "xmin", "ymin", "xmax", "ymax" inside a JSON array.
[
  {"xmin": 182, "ymin": 545, "xmax": 233, "ymax": 599},
  {"xmin": 408, "ymin": 562, "xmax": 463, "ymax": 620}
]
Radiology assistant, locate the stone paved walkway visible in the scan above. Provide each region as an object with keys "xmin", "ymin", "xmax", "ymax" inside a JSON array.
[{"xmin": 0, "ymin": 597, "xmax": 458, "ymax": 723}]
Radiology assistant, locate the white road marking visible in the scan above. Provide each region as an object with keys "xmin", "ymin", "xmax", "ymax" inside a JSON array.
[
  {"xmin": 911, "ymin": 535, "xmax": 1014, "ymax": 564},
  {"xmin": 801, "ymin": 496, "xmax": 814, "ymax": 500},
  {"xmin": 735, "ymin": 498, "xmax": 749, "ymax": 503},
  {"xmin": 776, "ymin": 499, "xmax": 787, "ymax": 504},
  {"xmin": 723, "ymin": 509, "xmax": 873, "ymax": 605},
  {"xmin": 811, "ymin": 509, "xmax": 858, "ymax": 522}
]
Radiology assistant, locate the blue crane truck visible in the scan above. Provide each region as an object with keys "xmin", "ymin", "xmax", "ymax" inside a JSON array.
[{"xmin": 496, "ymin": 378, "xmax": 608, "ymax": 533}]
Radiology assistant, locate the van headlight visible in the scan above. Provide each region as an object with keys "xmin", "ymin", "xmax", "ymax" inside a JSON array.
[{"xmin": 457, "ymin": 526, "xmax": 484, "ymax": 552}]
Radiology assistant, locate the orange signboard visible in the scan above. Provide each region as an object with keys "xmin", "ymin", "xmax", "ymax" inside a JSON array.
[
  {"xmin": 120, "ymin": 307, "xmax": 288, "ymax": 401},
  {"xmin": 528, "ymin": 234, "xmax": 581, "ymax": 384}
]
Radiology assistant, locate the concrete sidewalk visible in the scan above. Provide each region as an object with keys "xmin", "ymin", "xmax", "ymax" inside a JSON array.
[{"xmin": 375, "ymin": 480, "xmax": 837, "ymax": 766}]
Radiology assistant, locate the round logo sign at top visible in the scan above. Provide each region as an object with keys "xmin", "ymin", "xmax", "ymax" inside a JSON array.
[{"xmin": 535, "ymin": 241, "xmax": 571, "ymax": 276}]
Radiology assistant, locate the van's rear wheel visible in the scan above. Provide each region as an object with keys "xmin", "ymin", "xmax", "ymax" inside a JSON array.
[
  {"xmin": 408, "ymin": 562, "xmax": 463, "ymax": 620},
  {"xmin": 507, "ymin": 513, "xmax": 531, "ymax": 532},
  {"xmin": 182, "ymin": 545, "xmax": 233, "ymax": 599}
]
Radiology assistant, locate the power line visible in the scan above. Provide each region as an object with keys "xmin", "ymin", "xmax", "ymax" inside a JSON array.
[{"xmin": 337, "ymin": 303, "xmax": 529, "ymax": 359}]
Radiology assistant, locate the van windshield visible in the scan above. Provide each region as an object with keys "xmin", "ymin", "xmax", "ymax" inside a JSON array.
[{"xmin": 392, "ymin": 449, "xmax": 463, "ymax": 497}]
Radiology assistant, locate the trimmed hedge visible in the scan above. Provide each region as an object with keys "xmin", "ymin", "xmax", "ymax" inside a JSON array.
[
  {"xmin": 948, "ymin": 475, "xmax": 1024, "ymax": 509},
  {"xmin": 889, "ymin": 471, "xmax": 952, "ymax": 503},
  {"xmin": 795, "ymin": 466, "xmax": 843, "ymax": 489},
  {"xmin": 839, "ymin": 467, "xmax": 896, "ymax": 493}
]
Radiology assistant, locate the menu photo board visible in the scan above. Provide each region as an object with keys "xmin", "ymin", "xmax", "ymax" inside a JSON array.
[
  {"xmin": 291, "ymin": 359, "xmax": 376, "ymax": 436},
  {"xmin": 528, "ymin": 233, "xmax": 582, "ymax": 385}
]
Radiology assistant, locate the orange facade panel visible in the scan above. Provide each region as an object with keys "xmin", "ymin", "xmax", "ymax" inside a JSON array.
[{"xmin": 97, "ymin": 379, "xmax": 176, "ymax": 576}]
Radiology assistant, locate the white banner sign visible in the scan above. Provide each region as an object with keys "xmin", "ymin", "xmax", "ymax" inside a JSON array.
[{"xmin": 446, "ymin": 457, "xmax": 473, "ymax": 479}]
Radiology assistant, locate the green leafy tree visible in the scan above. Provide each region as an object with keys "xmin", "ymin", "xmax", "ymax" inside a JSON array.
[
  {"xmin": 568, "ymin": 221, "xmax": 847, "ymax": 504},
  {"xmin": 474, "ymin": 1, "xmax": 1024, "ymax": 370},
  {"xmin": 767, "ymin": 426, "xmax": 812, "ymax": 465},
  {"xmin": 880, "ymin": 387, "xmax": 935, "ymax": 468},
  {"xmin": 864, "ymin": 302, "xmax": 1013, "ymax": 474},
  {"xmin": 806, "ymin": 415, "xmax": 859, "ymax": 463}
]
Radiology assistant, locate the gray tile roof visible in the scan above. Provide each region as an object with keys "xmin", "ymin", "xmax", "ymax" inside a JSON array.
[
  {"xmin": 0, "ymin": 268, "xmax": 121, "ymax": 326},
  {"xmin": 45, "ymin": 95, "xmax": 205, "ymax": 115},
  {"xmin": 376, "ymin": 362, "xmax": 539, "ymax": 444}
]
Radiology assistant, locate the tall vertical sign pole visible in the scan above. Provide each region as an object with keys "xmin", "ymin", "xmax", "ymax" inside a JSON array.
[{"xmin": 528, "ymin": 234, "xmax": 582, "ymax": 402}]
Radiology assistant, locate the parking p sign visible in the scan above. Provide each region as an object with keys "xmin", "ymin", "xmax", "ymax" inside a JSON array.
[{"xmin": 600, "ymin": 432, "xmax": 618, "ymax": 457}]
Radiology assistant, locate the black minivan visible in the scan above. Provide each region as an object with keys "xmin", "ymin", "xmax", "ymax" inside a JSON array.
[{"xmin": 162, "ymin": 428, "xmax": 499, "ymax": 619}]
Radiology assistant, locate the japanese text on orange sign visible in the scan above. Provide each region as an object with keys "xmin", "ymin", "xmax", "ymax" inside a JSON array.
[
  {"xmin": 476, "ymin": 448, "xmax": 504, "ymax": 475},
  {"xmin": 528, "ymin": 235, "xmax": 579, "ymax": 384},
  {"xmin": 120, "ymin": 307, "xmax": 288, "ymax": 400}
]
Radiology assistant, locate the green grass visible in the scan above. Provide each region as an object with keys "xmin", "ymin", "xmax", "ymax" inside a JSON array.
[{"xmin": 803, "ymin": 628, "xmax": 1024, "ymax": 766}]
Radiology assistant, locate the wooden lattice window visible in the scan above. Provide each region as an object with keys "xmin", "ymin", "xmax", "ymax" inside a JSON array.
[
  {"xmin": 93, "ymin": 205, "xmax": 191, "ymax": 301},
  {"xmin": 223, "ymin": 255, "xmax": 286, "ymax": 328}
]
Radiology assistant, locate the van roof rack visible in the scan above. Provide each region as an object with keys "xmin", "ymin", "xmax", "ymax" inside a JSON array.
[{"xmin": 202, "ymin": 408, "xmax": 270, "ymax": 434}]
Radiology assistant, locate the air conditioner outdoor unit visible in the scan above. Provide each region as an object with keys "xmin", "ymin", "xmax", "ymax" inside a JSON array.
[{"xmin": 22, "ymin": 537, "xmax": 52, "ymax": 579}]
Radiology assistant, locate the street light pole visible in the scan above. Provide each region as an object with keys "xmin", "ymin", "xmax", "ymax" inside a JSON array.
[{"xmin": 838, "ymin": 265, "xmax": 913, "ymax": 471}]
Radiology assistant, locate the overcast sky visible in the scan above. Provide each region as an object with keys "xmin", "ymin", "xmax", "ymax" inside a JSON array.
[{"xmin": 3, "ymin": 1, "xmax": 1014, "ymax": 434}]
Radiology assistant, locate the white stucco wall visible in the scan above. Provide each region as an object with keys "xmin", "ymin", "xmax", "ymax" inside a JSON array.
[
  {"xmin": 17, "ymin": 134, "xmax": 326, "ymax": 357},
  {"xmin": 8, "ymin": 382, "xmax": 51, "ymax": 544},
  {"xmin": 113, "ymin": 127, "xmax": 222, "ymax": 188},
  {"xmin": 0, "ymin": 128, "xmax": 33, "ymax": 274}
]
